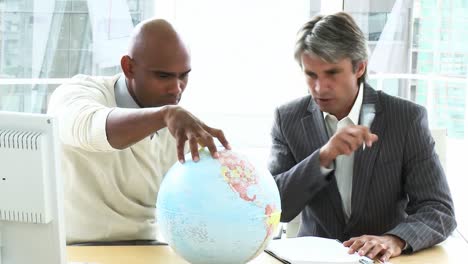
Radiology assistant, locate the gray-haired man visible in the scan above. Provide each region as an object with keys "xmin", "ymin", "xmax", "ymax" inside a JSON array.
[{"xmin": 269, "ymin": 12, "xmax": 456, "ymax": 262}]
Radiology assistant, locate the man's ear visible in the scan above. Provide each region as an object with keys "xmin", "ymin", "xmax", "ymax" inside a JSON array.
[
  {"xmin": 121, "ymin": 55, "xmax": 134, "ymax": 79},
  {"xmin": 356, "ymin": 60, "xmax": 367, "ymax": 79}
]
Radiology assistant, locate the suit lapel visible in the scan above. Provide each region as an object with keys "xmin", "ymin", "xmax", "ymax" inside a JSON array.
[
  {"xmin": 346, "ymin": 84, "xmax": 386, "ymax": 231},
  {"xmin": 302, "ymin": 98, "xmax": 328, "ymax": 149},
  {"xmin": 302, "ymin": 98, "xmax": 346, "ymax": 225}
]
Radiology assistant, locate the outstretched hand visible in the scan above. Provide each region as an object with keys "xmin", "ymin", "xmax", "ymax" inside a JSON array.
[
  {"xmin": 164, "ymin": 105, "xmax": 231, "ymax": 163},
  {"xmin": 343, "ymin": 234, "xmax": 405, "ymax": 262}
]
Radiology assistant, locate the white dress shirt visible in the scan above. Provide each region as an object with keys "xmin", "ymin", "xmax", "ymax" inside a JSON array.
[{"xmin": 321, "ymin": 83, "xmax": 364, "ymax": 221}]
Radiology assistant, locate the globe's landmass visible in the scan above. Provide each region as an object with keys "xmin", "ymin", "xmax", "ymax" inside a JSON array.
[{"xmin": 156, "ymin": 149, "xmax": 281, "ymax": 264}]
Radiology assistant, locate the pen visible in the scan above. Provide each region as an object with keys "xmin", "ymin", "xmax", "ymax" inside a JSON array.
[
  {"xmin": 358, "ymin": 256, "xmax": 373, "ymax": 264},
  {"xmin": 264, "ymin": 249, "xmax": 291, "ymax": 264},
  {"xmin": 361, "ymin": 107, "xmax": 375, "ymax": 151}
]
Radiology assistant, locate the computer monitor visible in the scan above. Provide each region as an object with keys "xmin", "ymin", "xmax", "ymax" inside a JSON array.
[{"xmin": 0, "ymin": 111, "xmax": 66, "ymax": 264}]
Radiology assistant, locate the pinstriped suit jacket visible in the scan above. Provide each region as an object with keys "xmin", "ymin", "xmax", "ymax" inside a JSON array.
[{"xmin": 268, "ymin": 83, "xmax": 456, "ymax": 252}]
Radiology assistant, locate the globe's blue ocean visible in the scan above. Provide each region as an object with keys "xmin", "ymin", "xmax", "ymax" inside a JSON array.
[{"xmin": 157, "ymin": 149, "xmax": 281, "ymax": 264}]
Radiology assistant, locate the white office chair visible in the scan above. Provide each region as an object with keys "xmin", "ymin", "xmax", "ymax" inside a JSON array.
[
  {"xmin": 430, "ymin": 127, "xmax": 447, "ymax": 171},
  {"xmin": 282, "ymin": 128, "xmax": 448, "ymax": 239},
  {"xmin": 282, "ymin": 213, "xmax": 301, "ymax": 238}
]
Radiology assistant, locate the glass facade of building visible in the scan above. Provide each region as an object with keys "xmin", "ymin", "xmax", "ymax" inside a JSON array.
[
  {"xmin": 1, "ymin": 0, "xmax": 468, "ymax": 138},
  {"xmin": 413, "ymin": 0, "xmax": 468, "ymax": 139},
  {"xmin": 0, "ymin": 0, "xmax": 148, "ymax": 112}
]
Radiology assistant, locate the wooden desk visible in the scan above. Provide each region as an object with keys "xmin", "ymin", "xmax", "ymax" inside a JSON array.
[
  {"xmin": 67, "ymin": 235, "xmax": 468, "ymax": 264},
  {"xmin": 388, "ymin": 233, "xmax": 468, "ymax": 264},
  {"xmin": 67, "ymin": 245, "xmax": 279, "ymax": 264}
]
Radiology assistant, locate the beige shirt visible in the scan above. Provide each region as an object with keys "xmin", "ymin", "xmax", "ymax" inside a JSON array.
[{"xmin": 48, "ymin": 74, "xmax": 178, "ymax": 243}]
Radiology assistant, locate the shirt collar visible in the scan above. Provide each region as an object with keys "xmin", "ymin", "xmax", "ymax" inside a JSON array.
[
  {"xmin": 323, "ymin": 82, "xmax": 364, "ymax": 125},
  {"xmin": 114, "ymin": 74, "xmax": 140, "ymax": 108}
]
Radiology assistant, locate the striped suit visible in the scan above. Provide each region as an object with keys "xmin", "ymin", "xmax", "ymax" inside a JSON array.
[{"xmin": 268, "ymin": 83, "xmax": 456, "ymax": 252}]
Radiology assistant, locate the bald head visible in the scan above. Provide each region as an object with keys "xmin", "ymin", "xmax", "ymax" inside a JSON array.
[
  {"xmin": 129, "ymin": 19, "xmax": 187, "ymax": 60},
  {"xmin": 121, "ymin": 18, "xmax": 191, "ymax": 108}
]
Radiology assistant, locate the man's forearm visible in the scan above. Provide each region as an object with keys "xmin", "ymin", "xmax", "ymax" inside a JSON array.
[{"xmin": 106, "ymin": 106, "xmax": 168, "ymax": 149}]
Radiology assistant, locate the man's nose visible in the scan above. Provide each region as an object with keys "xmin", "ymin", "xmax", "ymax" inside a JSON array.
[
  {"xmin": 168, "ymin": 78, "xmax": 184, "ymax": 95},
  {"xmin": 314, "ymin": 77, "xmax": 325, "ymax": 93}
]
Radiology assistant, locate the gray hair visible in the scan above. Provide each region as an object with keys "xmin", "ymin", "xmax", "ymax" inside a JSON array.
[{"xmin": 294, "ymin": 12, "xmax": 368, "ymax": 85}]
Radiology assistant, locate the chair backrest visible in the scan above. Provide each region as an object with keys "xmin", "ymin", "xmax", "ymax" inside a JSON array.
[
  {"xmin": 284, "ymin": 214, "xmax": 301, "ymax": 238},
  {"xmin": 430, "ymin": 127, "xmax": 447, "ymax": 171}
]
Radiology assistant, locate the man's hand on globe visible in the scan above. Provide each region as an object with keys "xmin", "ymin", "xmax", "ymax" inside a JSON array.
[{"xmin": 163, "ymin": 105, "xmax": 231, "ymax": 163}]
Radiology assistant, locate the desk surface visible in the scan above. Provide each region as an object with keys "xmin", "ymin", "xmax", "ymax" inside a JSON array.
[
  {"xmin": 68, "ymin": 245, "xmax": 279, "ymax": 264},
  {"xmin": 67, "ymin": 234, "xmax": 468, "ymax": 264}
]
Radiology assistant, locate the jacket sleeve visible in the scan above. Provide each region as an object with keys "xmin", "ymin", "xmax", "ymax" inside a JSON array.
[
  {"xmin": 385, "ymin": 107, "xmax": 457, "ymax": 252},
  {"xmin": 268, "ymin": 107, "xmax": 333, "ymax": 222}
]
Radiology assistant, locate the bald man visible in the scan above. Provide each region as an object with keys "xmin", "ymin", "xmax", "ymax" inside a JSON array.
[{"xmin": 48, "ymin": 19, "xmax": 230, "ymax": 244}]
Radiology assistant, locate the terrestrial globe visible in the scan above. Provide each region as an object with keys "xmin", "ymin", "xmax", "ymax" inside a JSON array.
[{"xmin": 156, "ymin": 149, "xmax": 281, "ymax": 264}]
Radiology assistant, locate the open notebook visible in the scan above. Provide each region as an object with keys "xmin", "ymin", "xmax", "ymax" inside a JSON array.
[{"xmin": 265, "ymin": 236, "xmax": 373, "ymax": 264}]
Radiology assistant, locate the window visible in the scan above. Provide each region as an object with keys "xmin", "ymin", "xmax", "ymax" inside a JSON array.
[
  {"xmin": 0, "ymin": 0, "xmax": 150, "ymax": 112},
  {"xmin": 346, "ymin": 0, "xmax": 468, "ymax": 240},
  {"xmin": 1, "ymin": 0, "xmax": 467, "ymax": 240}
]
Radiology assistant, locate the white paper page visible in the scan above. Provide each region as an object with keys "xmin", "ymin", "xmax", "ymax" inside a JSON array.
[{"xmin": 266, "ymin": 236, "xmax": 362, "ymax": 264}]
